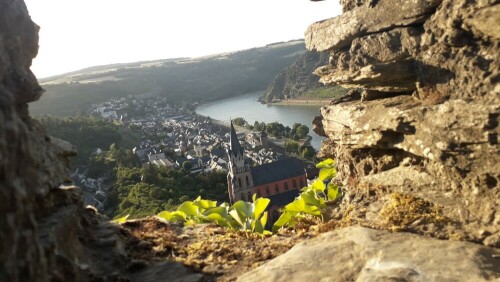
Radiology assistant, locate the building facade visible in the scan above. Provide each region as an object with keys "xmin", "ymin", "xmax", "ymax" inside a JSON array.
[{"xmin": 227, "ymin": 121, "xmax": 306, "ymax": 219}]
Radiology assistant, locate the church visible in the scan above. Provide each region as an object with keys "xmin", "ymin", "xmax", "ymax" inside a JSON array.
[{"xmin": 226, "ymin": 121, "xmax": 307, "ymax": 218}]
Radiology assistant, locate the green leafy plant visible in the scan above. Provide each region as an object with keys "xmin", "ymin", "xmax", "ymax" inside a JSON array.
[
  {"xmin": 157, "ymin": 194, "xmax": 272, "ymax": 236},
  {"xmin": 112, "ymin": 214, "xmax": 130, "ymax": 224},
  {"xmin": 272, "ymin": 158, "xmax": 340, "ymax": 231},
  {"xmin": 156, "ymin": 159, "xmax": 340, "ymax": 235},
  {"xmin": 229, "ymin": 194, "xmax": 272, "ymax": 235}
]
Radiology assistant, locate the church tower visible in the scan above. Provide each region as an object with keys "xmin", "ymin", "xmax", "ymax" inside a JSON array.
[{"xmin": 227, "ymin": 120, "xmax": 254, "ymax": 203}]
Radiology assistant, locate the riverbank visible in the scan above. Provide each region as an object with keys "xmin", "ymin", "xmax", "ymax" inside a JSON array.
[
  {"xmin": 195, "ymin": 91, "xmax": 326, "ymax": 150},
  {"xmin": 267, "ymin": 98, "xmax": 331, "ymax": 106}
]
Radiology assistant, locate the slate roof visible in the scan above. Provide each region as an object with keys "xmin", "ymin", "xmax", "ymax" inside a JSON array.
[
  {"xmin": 211, "ymin": 148, "xmax": 226, "ymax": 158},
  {"xmin": 250, "ymin": 157, "xmax": 305, "ymax": 186},
  {"xmin": 267, "ymin": 189, "xmax": 300, "ymax": 208},
  {"xmin": 229, "ymin": 120, "xmax": 244, "ymax": 157}
]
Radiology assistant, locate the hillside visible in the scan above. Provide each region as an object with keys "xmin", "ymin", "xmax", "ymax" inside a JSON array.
[
  {"xmin": 30, "ymin": 41, "xmax": 307, "ymax": 116},
  {"xmin": 263, "ymin": 50, "xmax": 348, "ymax": 102}
]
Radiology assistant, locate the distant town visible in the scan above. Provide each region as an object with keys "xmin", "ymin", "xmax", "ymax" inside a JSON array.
[{"xmin": 76, "ymin": 94, "xmax": 315, "ymax": 211}]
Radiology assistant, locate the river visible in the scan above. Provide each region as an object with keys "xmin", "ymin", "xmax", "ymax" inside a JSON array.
[{"xmin": 196, "ymin": 91, "xmax": 326, "ymax": 150}]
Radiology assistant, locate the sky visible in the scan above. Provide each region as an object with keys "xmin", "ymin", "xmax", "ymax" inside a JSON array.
[{"xmin": 24, "ymin": 0, "xmax": 341, "ymax": 78}]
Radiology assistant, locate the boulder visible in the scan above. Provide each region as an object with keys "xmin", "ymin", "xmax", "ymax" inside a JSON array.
[{"xmin": 239, "ymin": 227, "xmax": 500, "ymax": 282}]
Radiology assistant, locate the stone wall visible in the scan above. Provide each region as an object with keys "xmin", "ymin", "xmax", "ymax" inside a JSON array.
[{"xmin": 307, "ymin": 0, "xmax": 499, "ymax": 246}]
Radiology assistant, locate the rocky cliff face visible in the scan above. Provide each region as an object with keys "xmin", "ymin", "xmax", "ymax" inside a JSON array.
[
  {"xmin": 307, "ymin": 0, "xmax": 499, "ymax": 246},
  {"xmin": 0, "ymin": 1, "xmax": 201, "ymax": 281},
  {"xmin": 263, "ymin": 51, "xmax": 329, "ymax": 101}
]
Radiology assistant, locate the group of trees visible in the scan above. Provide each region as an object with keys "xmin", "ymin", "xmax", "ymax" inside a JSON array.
[
  {"xmin": 38, "ymin": 115, "xmax": 138, "ymax": 168},
  {"xmin": 107, "ymin": 162, "xmax": 228, "ymax": 219},
  {"xmin": 83, "ymin": 144, "xmax": 228, "ymax": 218},
  {"xmin": 83, "ymin": 144, "xmax": 228, "ymax": 219},
  {"xmin": 284, "ymin": 141, "xmax": 316, "ymax": 160},
  {"xmin": 233, "ymin": 117, "xmax": 310, "ymax": 140},
  {"xmin": 255, "ymin": 121, "xmax": 309, "ymax": 139},
  {"xmin": 39, "ymin": 115, "xmax": 229, "ymax": 219}
]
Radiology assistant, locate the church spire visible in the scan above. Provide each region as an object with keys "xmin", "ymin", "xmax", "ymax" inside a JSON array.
[{"xmin": 229, "ymin": 119, "xmax": 244, "ymax": 157}]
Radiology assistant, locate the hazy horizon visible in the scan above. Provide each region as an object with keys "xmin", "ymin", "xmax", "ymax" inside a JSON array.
[{"xmin": 24, "ymin": 0, "xmax": 342, "ymax": 79}]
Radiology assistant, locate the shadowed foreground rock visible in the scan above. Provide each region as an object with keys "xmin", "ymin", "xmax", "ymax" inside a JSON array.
[
  {"xmin": 240, "ymin": 227, "xmax": 500, "ymax": 282},
  {"xmin": 0, "ymin": 1, "xmax": 202, "ymax": 281}
]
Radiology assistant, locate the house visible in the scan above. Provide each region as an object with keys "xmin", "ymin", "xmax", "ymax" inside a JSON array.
[{"xmin": 226, "ymin": 121, "xmax": 306, "ymax": 221}]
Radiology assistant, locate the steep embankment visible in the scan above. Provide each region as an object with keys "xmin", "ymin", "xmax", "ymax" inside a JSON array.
[
  {"xmin": 263, "ymin": 50, "xmax": 347, "ymax": 103},
  {"xmin": 31, "ymin": 41, "xmax": 307, "ymax": 116}
]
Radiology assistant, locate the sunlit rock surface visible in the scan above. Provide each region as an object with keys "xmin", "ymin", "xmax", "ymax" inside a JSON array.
[
  {"xmin": 240, "ymin": 227, "xmax": 500, "ymax": 282},
  {"xmin": 308, "ymin": 0, "xmax": 499, "ymax": 245}
]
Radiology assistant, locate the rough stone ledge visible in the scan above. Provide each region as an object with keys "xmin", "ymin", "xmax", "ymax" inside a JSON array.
[
  {"xmin": 305, "ymin": 0, "xmax": 442, "ymax": 52},
  {"xmin": 239, "ymin": 226, "xmax": 500, "ymax": 282}
]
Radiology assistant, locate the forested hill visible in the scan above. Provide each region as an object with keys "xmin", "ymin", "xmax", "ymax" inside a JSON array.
[
  {"xmin": 30, "ymin": 40, "xmax": 306, "ymax": 116},
  {"xmin": 263, "ymin": 50, "xmax": 348, "ymax": 102}
]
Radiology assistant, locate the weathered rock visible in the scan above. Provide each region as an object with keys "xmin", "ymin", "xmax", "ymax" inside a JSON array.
[
  {"xmin": 305, "ymin": 0, "xmax": 441, "ymax": 51},
  {"xmin": 0, "ymin": 1, "xmax": 203, "ymax": 281},
  {"xmin": 307, "ymin": 0, "xmax": 500, "ymax": 245},
  {"xmin": 239, "ymin": 227, "xmax": 500, "ymax": 282},
  {"xmin": 464, "ymin": 4, "xmax": 500, "ymax": 41},
  {"xmin": 315, "ymin": 27, "xmax": 423, "ymax": 91}
]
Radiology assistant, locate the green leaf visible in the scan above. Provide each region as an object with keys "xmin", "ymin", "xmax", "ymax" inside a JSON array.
[
  {"xmin": 327, "ymin": 183, "xmax": 340, "ymax": 201},
  {"xmin": 193, "ymin": 198, "xmax": 217, "ymax": 210},
  {"xmin": 301, "ymin": 189, "xmax": 324, "ymax": 208},
  {"xmin": 262, "ymin": 230, "xmax": 273, "ymax": 236},
  {"xmin": 272, "ymin": 212, "xmax": 295, "ymax": 231},
  {"xmin": 113, "ymin": 214, "xmax": 130, "ymax": 224},
  {"xmin": 232, "ymin": 200, "xmax": 253, "ymax": 218},
  {"xmin": 206, "ymin": 213, "xmax": 230, "ymax": 227},
  {"xmin": 252, "ymin": 217, "xmax": 265, "ymax": 234},
  {"xmin": 253, "ymin": 197, "xmax": 270, "ymax": 219},
  {"xmin": 260, "ymin": 211, "xmax": 268, "ymax": 229},
  {"xmin": 177, "ymin": 201, "xmax": 199, "ymax": 217},
  {"xmin": 229, "ymin": 209, "xmax": 245, "ymax": 228},
  {"xmin": 311, "ymin": 179, "xmax": 325, "ymax": 192},
  {"xmin": 318, "ymin": 167, "xmax": 336, "ymax": 181},
  {"xmin": 203, "ymin": 206, "xmax": 228, "ymax": 217},
  {"xmin": 316, "ymin": 158, "xmax": 335, "ymax": 168},
  {"xmin": 184, "ymin": 219, "xmax": 197, "ymax": 226},
  {"xmin": 284, "ymin": 198, "xmax": 305, "ymax": 213},
  {"xmin": 303, "ymin": 205, "xmax": 321, "ymax": 216},
  {"xmin": 157, "ymin": 211, "xmax": 187, "ymax": 222},
  {"xmin": 300, "ymin": 185, "xmax": 312, "ymax": 192}
]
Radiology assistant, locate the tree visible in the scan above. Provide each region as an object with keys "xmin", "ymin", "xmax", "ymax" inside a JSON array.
[
  {"xmin": 285, "ymin": 141, "xmax": 299, "ymax": 153},
  {"xmin": 300, "ymin": 146, "xmax": 316, "ymax": 160},
  {"xmin": 254, "ymin": 121, "xmax": 266, "ymax": 132},
  {"xmin": 142, "ymin": 164, "xmax": 158, "ymax": 184},
  {"xmin": 296, "ymin": 125, "xmax": 310, "ymax": 138},
  {"xmin": 233, "ymin": 117, "xmax": 246, "ymax": 126},
  {"xmin": 182, "ymin": 161, "xmax": 193, "ymax": 171}
]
